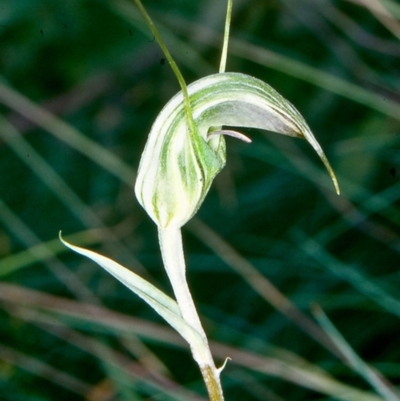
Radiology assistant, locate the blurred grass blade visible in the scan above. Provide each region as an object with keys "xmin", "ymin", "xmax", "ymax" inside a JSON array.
[
  {"xmin": 0, "ymin": 229, "xmax": 103, "ymax": 278},
  {"xmin": 93, "ymin": 341, "xmax": 145, "ymax": 401},
  {"xmin": 350, "ymin": 0, "xmax": 400, "ymax": 40},
  {"xmin": 159, "ymin": 13, "xmax": 400, "ymax": 120},
  {"xmin": 0, "ymin": 114, "xmax": 110, "ymax": 230},
  {"xmin": 59, "ymin": 234, "xmax": 207, "ymax": 349},
  {"xmin": 0, "ymin": 344, "xmax": 90, "ymax": 396},
  {"xmin": 0, "ymin": 199, "xmax": 97, "ymax": 302},
  {"xmin": 249, "ymin": 133, "xmax": 400, "ymax": 250},
  {"xmin": 12, "ymin": 308, "xmax": 201, "ymax": 401},
  {"xmin": 111, "ymin": 0, "xmax": 214, "ymax": 75},
  {"xmin": 0, "ymin": 283, "xmax": 387, "ymax": 401},
  {"xmin": 222, "ymin": 344, "xmax": 386, "ymax": 401},
  {"xmin": 293, "ymin": 230, "xmax": 400, "ymax": 319},
  {"xmin": 0, "ymin": 79, "xmax": 135, "ymax": 185},
  {"xmin": 349, "ymin": 0, "xmax": 400, "ymax": 19},
  {"xmin": 230, "ymin": 40, "xmax": 400, "ymax": 121},
  {"xmin": 0, "ymin": 114, "xmax": 146, "ymax": 278},
  {"xmin": 187, "ymin": 218, "xmax": 341, "ymax": 357},
  {"xmin": 312, "ymin": 305, "xmax": 400, "ymax": 401}
]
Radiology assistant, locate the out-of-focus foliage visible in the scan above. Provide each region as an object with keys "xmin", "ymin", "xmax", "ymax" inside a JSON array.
[{"xmin": 1, "ymin": 0, "xmax": 400, "ymax": 400}]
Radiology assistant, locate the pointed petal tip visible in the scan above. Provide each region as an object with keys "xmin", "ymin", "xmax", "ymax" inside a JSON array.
[
  {"xmin": 333, "ymin": 178, "xmax": 340, "ymax": 196},
  {"xmin": 320, "ymin": 155, "xmax": 340, "ymax": 195},
  {"xmin": 59, "ymin": 231, "xmax": 75, "ymax": 249},
  {"xmin": 332, "ymin": 175, "xmax": 340, "ymax": 195}
]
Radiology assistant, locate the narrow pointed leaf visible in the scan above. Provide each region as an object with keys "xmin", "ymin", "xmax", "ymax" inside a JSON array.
[{"xmin": 59, "ymin": 234, "xmax": 205, "ymax": 347}]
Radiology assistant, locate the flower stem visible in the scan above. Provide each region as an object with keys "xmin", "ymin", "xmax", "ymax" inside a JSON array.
[
  {"xmin": 201, "ymin": 365, "xmax": 225, "ymax": 401},
  {"xmin": 130, "ymin": 0, "xmax": 197, "ymax": 141},
  {"xmin": 158, "ymin": 228, "xmax": 224, "ymax": 401},
  {"xmin": 219, "ymin": 0, "xmax": 233, "ymax": 73}
]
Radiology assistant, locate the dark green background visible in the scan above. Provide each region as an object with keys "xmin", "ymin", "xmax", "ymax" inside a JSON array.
[{"xmin": 1, "ymin": 0, "xmax": 400, "ymax": 400}]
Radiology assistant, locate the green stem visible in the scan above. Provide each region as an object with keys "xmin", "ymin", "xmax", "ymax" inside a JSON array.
[
  {"xmin": 158, "ymin": 228, "xmax": 205, "ymax": 336},
  {"xmin": 130, "ymin": 0, "xmax": 197, "ymax": 139},
  {"xmin": 219, "ymin": 0, "xmax": 233, "ymax": 73},
  {"xmin": 158, "ymin": 228, "xmax": 224, "ymax": 401}
]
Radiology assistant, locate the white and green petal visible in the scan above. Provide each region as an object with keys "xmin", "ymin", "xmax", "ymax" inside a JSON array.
[{"xmin": 135, "ymin": 72, "xmax": 339, "ymax": 230}]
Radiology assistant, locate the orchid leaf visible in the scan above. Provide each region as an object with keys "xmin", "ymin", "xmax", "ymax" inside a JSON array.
[{"xmin": 59, "ymin": 233, "xmax": 205, "ymax": 348}]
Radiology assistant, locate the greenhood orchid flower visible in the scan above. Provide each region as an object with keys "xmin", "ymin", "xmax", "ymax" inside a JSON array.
[{"xmin": 135, "ymin": 72, "xmax": 339, "ymax": 230}]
